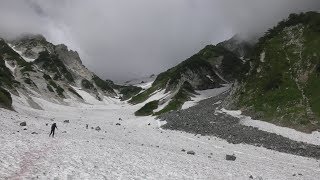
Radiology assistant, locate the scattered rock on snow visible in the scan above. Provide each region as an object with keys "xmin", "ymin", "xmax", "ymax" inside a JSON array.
[
  {"xmin": 187, "ymin": 151, "xmax": 195, "ymax": 155},
  {"xmin": 116, "ymin": 123, "xmax": 121, "ymax": 126},
  {"xmin": 23, "ymin": 128, "xmax": 27, "ymax": 130},
  {"xmin": 64, "ymin": 120, "xmax": 70, "ymax": 123},
  {"xmin": 31, "ymin": 132, "xmax": 38, "ymax": 134},
  {"xmin": 62, "ymin": 131, "xmax": 67, "ymax": 133},
  {"xmin": 95, "ymin": 126, "xmax": 101, "ymax": 131},
  {"xmin": 20, "ymin": 122, "xmax": 27, "ymax": 126},
  {"xmin": 226, "ymin": 154, "xmax": 236, "ymax": 161},
  {"xmin": 249, "ymin": 175, "xmax": 253, "ymax": 179},
  {"xmin": 181, "ymin": 149, "xmax": 186, "ymax": 152}
]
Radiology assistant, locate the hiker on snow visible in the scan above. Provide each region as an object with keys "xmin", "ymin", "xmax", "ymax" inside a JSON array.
[{"xmin": 49, "ymin": 123, "xmax": 58, "ymax": 137}]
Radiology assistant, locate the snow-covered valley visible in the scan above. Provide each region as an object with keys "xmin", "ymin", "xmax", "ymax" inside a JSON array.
[{"xmin": 1, "ymin": 90, "xmax": 320, "ymax": 179}]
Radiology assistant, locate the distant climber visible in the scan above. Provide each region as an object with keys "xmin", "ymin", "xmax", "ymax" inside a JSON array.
[{"xmin": 49, "ymin": 123, "xmax": 58, "ymax": 137}]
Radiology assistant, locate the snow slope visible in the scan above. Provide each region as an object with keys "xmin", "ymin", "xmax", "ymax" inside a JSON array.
[
  {"xmin": 0, "ymin": 94, "xmax": 320, "ymax": 179},
  {"xmin": 4, "ymin": 60, "xmax": 16, "ymax": 74},
  {"xmin": 182, "ymin": 84, "xmax": 231, "ymax": 110}
]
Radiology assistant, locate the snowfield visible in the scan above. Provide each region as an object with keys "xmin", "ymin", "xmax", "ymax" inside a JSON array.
[{"xmin": 1, "ymin": 92, "xmax": 320, "ymax": 179}]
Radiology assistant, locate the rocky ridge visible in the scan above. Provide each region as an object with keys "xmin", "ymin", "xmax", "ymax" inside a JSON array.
[{"xmin": 0, "ymin": 34, "xmax": 140, "ymax": 109}]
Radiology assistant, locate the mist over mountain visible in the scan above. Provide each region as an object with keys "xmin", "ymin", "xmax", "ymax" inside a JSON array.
[{"xmin": 0, "ymin": 0, "xmax": 319, "ymax": 81}]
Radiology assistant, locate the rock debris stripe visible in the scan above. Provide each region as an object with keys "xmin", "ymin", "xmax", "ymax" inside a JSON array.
[{"xmin": 160, "ymin": 91, "xmax": 320, "ymax": 159}]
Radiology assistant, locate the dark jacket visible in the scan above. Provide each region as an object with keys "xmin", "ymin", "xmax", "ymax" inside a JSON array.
[{"xmin": 51, "ymin": 123, "xmax": 57, "ymax": 130}]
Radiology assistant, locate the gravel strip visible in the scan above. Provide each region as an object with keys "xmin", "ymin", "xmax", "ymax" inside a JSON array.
[{"xmin": 159, "ymin": 91, "xmax": 320, "ymax": 159}]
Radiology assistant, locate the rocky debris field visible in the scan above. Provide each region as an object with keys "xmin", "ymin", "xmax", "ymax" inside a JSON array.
[{"xmin": 160, "ymin": 91, "xmax": 320, "ymax": 159}]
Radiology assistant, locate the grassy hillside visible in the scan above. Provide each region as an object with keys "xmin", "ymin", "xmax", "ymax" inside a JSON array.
[
  {"xmin": 234, "ymin": 12, "xmax": 320, "ymax": 131},
  {"xmin": 135, "ymin": 100, "xmax": 159, "ymax": 116},
  {"xmin": 154, "ymin": 81, "xmax": 197, "ymax": 115}
]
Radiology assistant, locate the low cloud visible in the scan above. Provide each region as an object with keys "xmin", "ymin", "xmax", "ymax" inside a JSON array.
[{"xmin": 0, "ymin": 0, "xmax": 319, "ymax": 81}]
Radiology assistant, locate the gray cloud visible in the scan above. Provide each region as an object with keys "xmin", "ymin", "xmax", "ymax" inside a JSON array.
[{"xmin": 0, "ymin": 0, "xmax": 319, "ymax": 81}]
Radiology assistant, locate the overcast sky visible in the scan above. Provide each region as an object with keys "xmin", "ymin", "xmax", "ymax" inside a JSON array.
[{"xmin": 0, "ymin": 0, "xmax": 319, "ymax": 81}]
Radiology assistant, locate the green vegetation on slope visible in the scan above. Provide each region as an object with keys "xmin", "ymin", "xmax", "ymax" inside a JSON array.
[
  {"xmin": 101, "ymin": 79, "xmax": 142, "ymax": 100},
  {"xmin": 235, "ymin": 12, "xmax": 320, "ymax": 130},
  {"xmin": 92, "ymin": 75, "xmax": 115, "ymax": 95},
  {"xmin": 118, "ymin": 85, "xmax": 142, "ymax": 101},
  {"xmin": 0, "ymin": 87, "xmax": 12, "ymax": 110},
  {"xmin": 154, "ymin": 81, "xmax": 197, "ymax": 115},
  {"xmin": 135, "ymin": 100, "xmax": 159, "ymax": 116},
  {"xmin": 129, "ymin": 85, "xmax": 161, "ymax": 104}
]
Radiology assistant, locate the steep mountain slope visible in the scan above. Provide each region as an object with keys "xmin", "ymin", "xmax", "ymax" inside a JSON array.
[
  {"xmin": 217, "ymin": 34, "xmax": 254, "ymax": 58},
  {"xmin": 230, "ymin": 12, "xmax": 320, "ymax": 131},
  {"xmin": 0, "ymin": 38, "xmax": 26, "ymax": 109},
  {"xmin": 130, "ymin": 45, "xmax": 246, "ymax": 115},
  {"xmin": 0, "ymin": 35, "xmax": 140, "ymax": 109},
  {"xmin": 0, "ymin": 54, "xmax": 13, "ymax": 109}
]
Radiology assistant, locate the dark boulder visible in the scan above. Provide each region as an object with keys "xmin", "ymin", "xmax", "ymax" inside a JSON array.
[
  {"xmin": 20, "ymin": 122, "xmax": 27, "ymax": 126},
  {"xmin": 226, "ymin": 154, "xmax": 236, "ymax": 161},
  {"xmin": 64, "ymin": 120, "xmax": 70, "ymax": 123},
  {"xmin": 187, "ymin": 151, "xmax": 195, "ymax": 155}
]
